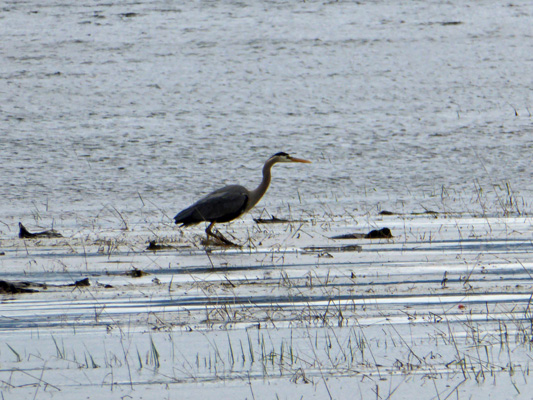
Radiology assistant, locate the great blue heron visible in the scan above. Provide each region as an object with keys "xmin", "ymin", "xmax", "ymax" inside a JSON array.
[{"xmin": 174, "ymin": 152, "xmax": 311, "ymax": 245}]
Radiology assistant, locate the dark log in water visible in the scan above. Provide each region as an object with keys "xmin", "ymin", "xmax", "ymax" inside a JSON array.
[
  {"xmin": 18, "ymin": 222, "xmax": 63, "ymax": 239},
  {"xmin": 330, "ymin": 227, "xmax": 393, "ymax": 240},
  {"xmin": 0, "ymin": 280, "xmax": 40, "ymax": 294}
]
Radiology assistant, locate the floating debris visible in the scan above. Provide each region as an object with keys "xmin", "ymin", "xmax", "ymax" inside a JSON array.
[
  {"xmin": 147, "ymin": 240, "xmax": 175, "ymax": 251},
  {"xmin": 18, "ymin": 222, "xmax": 63, "ymax": 239},
  {"xmin": 253, "ymin": 215, "xmax": 298, "ymax": 224},
  {"xmin": 0, "ymin": 278, "xmax": 94, "ymax": 293},
  {"xmin": 440, "ymin": 21, "xmax": 463, "ymax": 26},
  {"xmin": 411, "ymin": 210, "xmax": 439, "ymax": 216},
  {"xmin": 380, "ymin": 210, "xmax": 440, "ymax": 217},
  {"xmin": 0, "ymin": 280, "xmax": 39, "ymax": 294},
  {"xmin": 330, "ymin": 227, "xmax": 393, "ymax": 240},
  {"xmin": 365, "ymin": 228, "xmax": 393, "ymax": 239},
  {"xmin": 303, "ymin": 244, "xmax": 362, "ymax": 253},
  {"xmin": 70, "ymin": 278, "xmax": 90, "ymax": 287},
  {"xmin": 127, "ymin": 268, "xmax": 149, "ymax": 278},
  {"xmin": 330, "ymin": 233, "xmax": 365, "ymax": 239},
  {"xmin": 379, "ymin": 210, "xmax": 395, "ymax": 216}
]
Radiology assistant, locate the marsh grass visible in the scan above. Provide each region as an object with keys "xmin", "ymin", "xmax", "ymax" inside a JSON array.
[
  {"xmin": 1, "ymin": 190, "xmax": 532, "ymax": 398},
  {"xmin": 6, "ymin": 344, "xmax": 22, "ymax": 363}
]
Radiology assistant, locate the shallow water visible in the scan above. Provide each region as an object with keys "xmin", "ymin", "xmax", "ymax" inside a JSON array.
[
  {"xmin": 1, "ymin": 213, "xmax": 533, "ymax": 399},
  {"xmin": 1, "ymin": 0, "xmax": 531, "ymax": 228},
  {"xmin": 2, "ymin": 3, "xmax": 532, "ymax": 395}
]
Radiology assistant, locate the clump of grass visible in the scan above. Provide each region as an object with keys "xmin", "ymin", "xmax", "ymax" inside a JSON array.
[
  {"xmin": 147, "ymin": 336, "xmax": 161, "ymax": 369},
  {"xmin": 52, "ymin": 335, "xmax": 66, "ymax": 359},
  {"xmin": 84, "ymin": 352, "xmax": 99, "ymax": 369},
  {"xmin": 6, "ymin": 343, "xmax": 22, "ymax": 362}
]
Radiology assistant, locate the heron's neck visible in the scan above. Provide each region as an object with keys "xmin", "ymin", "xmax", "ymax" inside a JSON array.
[{"xmin": 247, "ymin": 158, "xmax": 276, "ymax": 211}]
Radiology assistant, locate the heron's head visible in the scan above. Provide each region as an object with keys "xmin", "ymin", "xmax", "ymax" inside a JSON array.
[{"xmin": 270, "ymin": 152, "xmax": 312, "ymax": 164}]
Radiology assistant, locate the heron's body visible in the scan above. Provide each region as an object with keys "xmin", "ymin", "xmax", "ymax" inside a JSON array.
[
  {"xmin": 174, "ymin": 184, "xmax": 250, "ymax": 226},
  {"xmin": 174, "ymin": 152, "xmax": 311, "ymax": 245}
]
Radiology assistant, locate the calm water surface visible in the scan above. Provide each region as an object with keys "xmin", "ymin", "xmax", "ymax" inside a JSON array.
[{"xmin": 1, "ymin": 0, "xmax": 532, "ymax": 226}]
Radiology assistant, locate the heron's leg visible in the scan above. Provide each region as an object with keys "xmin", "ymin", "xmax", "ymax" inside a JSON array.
[
  {"xmin": 205, "ymin": 222, "xmax": 216, "ymax": 239},
  {"xmin": 205, "ymin": 222, "xmax": 239, "ymax": 247},
  {"xmin": 205, "ymin": 222, "xmax": 220, "ymax": 243}
]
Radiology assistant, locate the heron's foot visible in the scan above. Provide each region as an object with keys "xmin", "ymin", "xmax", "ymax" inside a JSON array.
[{"xmin": 205, "ymin": 230, "xmax": 241, "ymax": 247}]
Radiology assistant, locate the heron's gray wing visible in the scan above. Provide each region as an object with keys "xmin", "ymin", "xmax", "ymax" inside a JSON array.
[
  {"xmin": 174, "ymin": 185, "xmax": 249, "ymax": 224},
  {"xmin": 192, "ymin": 186, "xmax": 248, "ymax": 221}
]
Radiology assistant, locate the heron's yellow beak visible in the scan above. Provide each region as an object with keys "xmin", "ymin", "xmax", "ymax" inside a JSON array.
[{"xmin": 289, "ymin": 156, "xmax": 312, "ymax": 163}]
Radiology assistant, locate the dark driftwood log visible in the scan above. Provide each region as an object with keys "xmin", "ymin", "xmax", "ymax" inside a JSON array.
[
  {"xmin": 0, "ymin": 280, "xmax": 39, "ymax": 294},
  {"xmin": 365, "ymin": 228, "xmax": 393, "ymax": 239},
  {"xmin": 69, "ymin": 278, "xmax": 90, "ymax": 287},
  {"xmin": 330, "ymin": 227, "xmax": 393, "ymax": 240},
  {"xmin": 303, "ymin": 245, "xmax": 363, "ymax": 253},
  {"xmin": 253, "ymin": 215, "xmax": 290, "ymax": 224},
  {"xmin": 146, "ymin": 241, "xmax": 175, "ymax": 251},
  {"xmin": 19, "ymin": 222, "xmax": 63, "ymax": 239}
]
